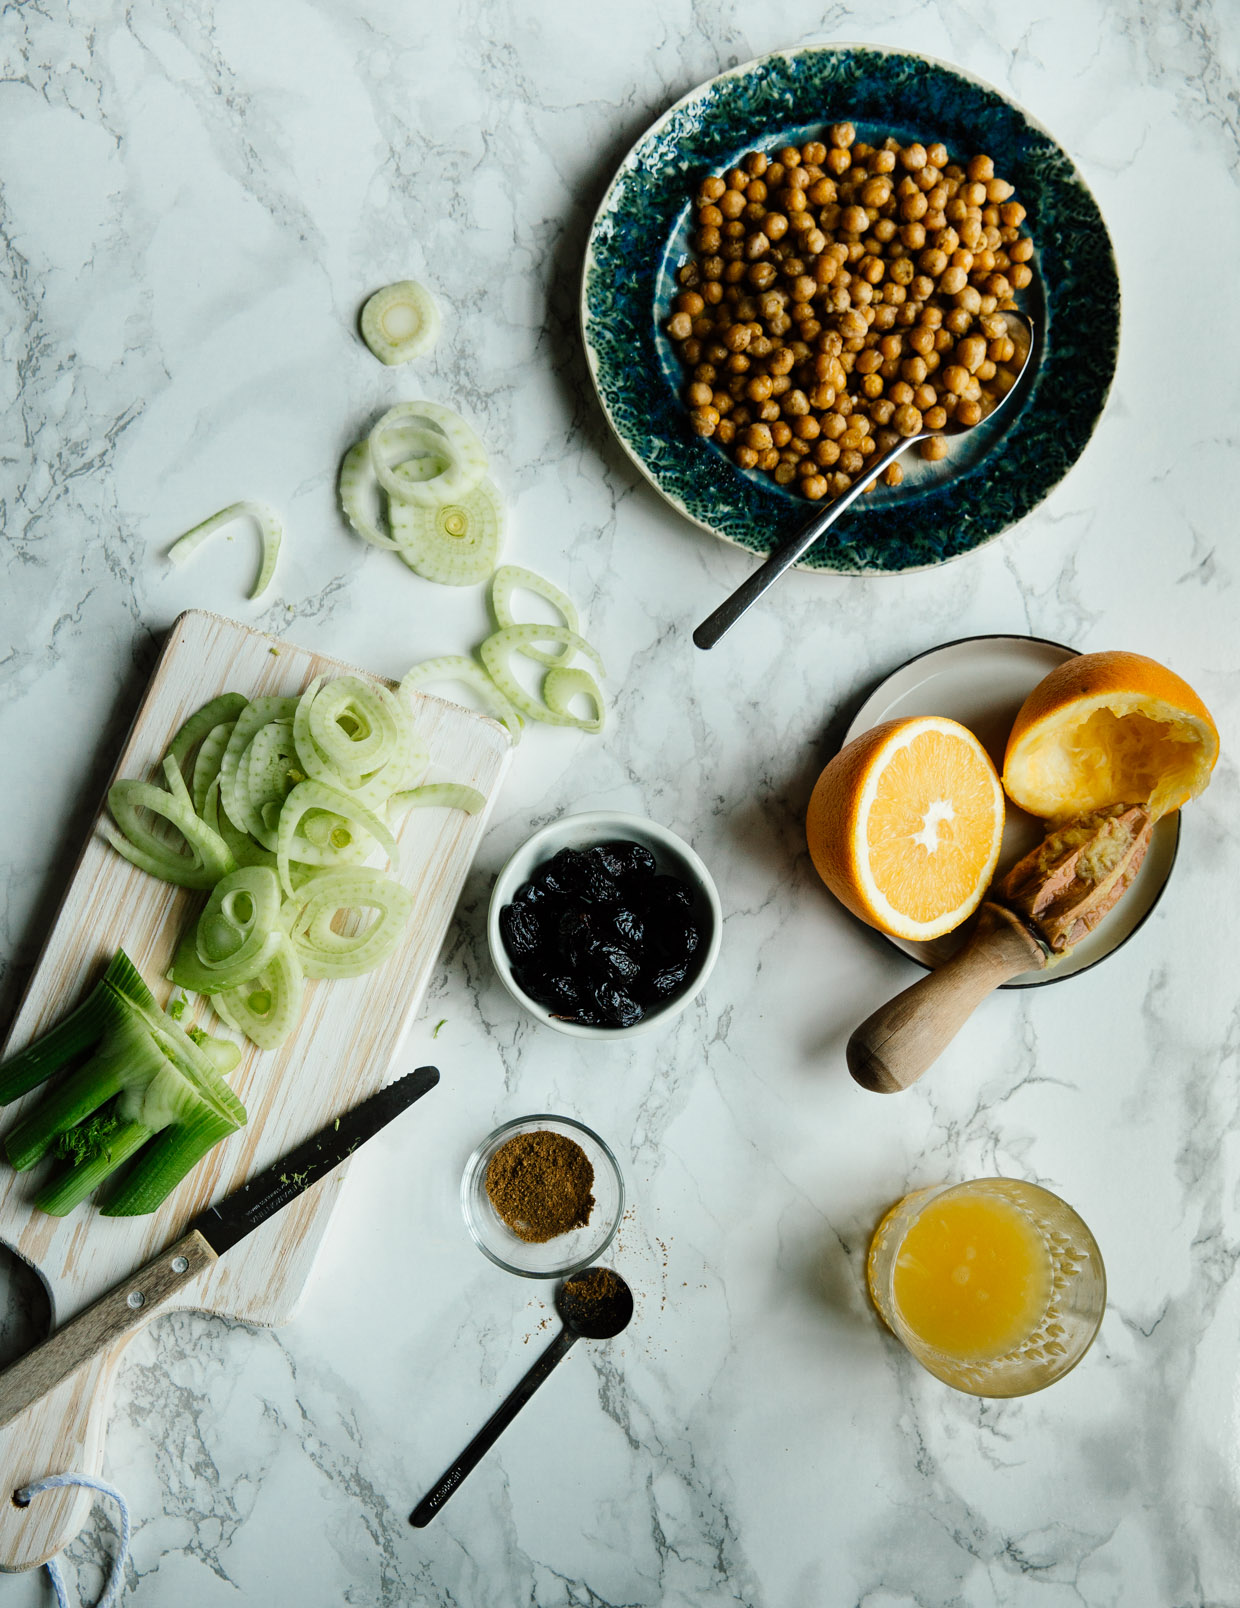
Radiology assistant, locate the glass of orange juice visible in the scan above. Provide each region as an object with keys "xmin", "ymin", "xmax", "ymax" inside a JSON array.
[{"xmin": 866, "ymin": 1178, "xmax": 1105, "ymax": 1397}]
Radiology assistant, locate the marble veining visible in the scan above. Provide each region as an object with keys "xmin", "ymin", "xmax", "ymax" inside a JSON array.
[{"xmin": 2, "ymin": 1, "xmax": 1239, "ymax": 1605}]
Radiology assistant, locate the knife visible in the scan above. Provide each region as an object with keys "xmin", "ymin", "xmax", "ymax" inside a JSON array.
[
  {"xmin": 0, "ymin": 1064, "xmax": 439, "ymax": 1428},
  {"xmin": 848, "ymin": 804, "xmax": 1156, "ymax": 1093}
]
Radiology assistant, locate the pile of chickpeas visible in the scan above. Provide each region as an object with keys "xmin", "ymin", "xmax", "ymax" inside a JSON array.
[{"xmin": 666, "ymin": 125, "xmax": 1033, "ymax": 503}]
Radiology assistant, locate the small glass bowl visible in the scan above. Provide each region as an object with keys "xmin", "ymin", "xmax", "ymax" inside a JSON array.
[{"xmin": 461, "ymin": 1115, "xmax": 625, "ymax": 1279}]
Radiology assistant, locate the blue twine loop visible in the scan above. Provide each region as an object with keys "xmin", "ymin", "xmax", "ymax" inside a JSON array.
[{"xmin": 13, "ymin": 1473, "xmax": 130, "ymax": 1608}]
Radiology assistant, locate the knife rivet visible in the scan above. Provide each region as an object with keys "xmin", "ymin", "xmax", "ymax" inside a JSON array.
[
  {"xmin": 127, "ymin": 1291, "xmax": 145, "ymax": 1310},
  {"xmin": 171, "ymin": 1256, "xmax": 189, "ymax": 1274}
]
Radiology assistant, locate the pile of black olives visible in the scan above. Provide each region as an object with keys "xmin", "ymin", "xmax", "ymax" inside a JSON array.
[{"xmin": 499, "ymin": 840, "xmax": 703, "ymax": 1028}]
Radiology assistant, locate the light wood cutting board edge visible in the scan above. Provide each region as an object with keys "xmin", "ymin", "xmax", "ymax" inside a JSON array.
[{"xmin": 0, "ymin": 609, "xmax": 512, "ymax": 1569}]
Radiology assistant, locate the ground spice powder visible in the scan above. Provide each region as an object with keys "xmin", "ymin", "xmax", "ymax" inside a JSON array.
[{"xmin": 486, "ymin": 1130, "xmax": 595, "ymax": 1243}]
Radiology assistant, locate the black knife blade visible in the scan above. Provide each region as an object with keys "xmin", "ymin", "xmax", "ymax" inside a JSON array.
[{"xmin": 191, "ymin": 1064, "xmax": 440, "ymax": 1256}]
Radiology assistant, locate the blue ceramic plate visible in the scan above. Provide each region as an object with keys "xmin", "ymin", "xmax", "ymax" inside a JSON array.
[{"xmin": 580, "ymin": 45, "xmax": 1120, "ymax": 576}]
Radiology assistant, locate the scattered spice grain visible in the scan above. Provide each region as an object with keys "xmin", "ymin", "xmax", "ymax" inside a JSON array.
[{"xmin": 486, "ymin": 1129, "xmax": 595, "ymax": 1243}]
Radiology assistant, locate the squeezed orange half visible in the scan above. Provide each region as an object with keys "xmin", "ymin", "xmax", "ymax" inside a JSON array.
[{"xmin": 890, "ymin": 1191, "xmax": 1053, "ymax": 1362}]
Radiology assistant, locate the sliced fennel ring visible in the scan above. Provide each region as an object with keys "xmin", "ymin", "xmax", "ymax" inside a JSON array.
[
  {"xmin": 281, "ymin": 869, "xmax": 414, "ymax": 979},
  {"xmin": 489, "ymin": 566, "xmax": 580, "ymax": 666},
  {"xmin": 338, "ymin": 440, "xmax": 401, "ymax": 550},
  {"xmin": 388, "ymin": 782, "xmax": 486, "ymax": 820},
  {"xmin": 104, "ymin": 781, "xmax": 235, "ymax": 889},
  {"xmin": 167, "ymin": 502, "xmax": 283, "ymax": 601},
  {"xmin": 399, "ymin": 656, "xmax": 522, "ymax": 743},
  {"xmin": 389, "ymin": 478, "xmax": 504, "ymax": 586},
  {"xmin": 211, "ymin": 939, "xmax": 305, "ymax": 1052},
  {"xmin": 360, "ymin": 281, "xmax": 440, "ymax": 366},
  {"xmin": 479, "ymin": 625, "xmax": 606, "ymax": 729},
  {"xmin": 543, "ymin": 667, "xmax": 605, "ymax": 733},
  {"xmin": 276, "ymin": 778, "xmax": 399, "ymax": 895},
  {"xmin": 369, "ymin": 401, "xmax": 488, "ymax": 508}
]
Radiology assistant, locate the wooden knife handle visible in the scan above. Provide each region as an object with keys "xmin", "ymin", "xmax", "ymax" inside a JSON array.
[
  {"xmin": 0, "ymin": 1228, "xmax": 216, "ymax": 1431},
  {"xmin": 847, "ymin": 903, "xmax": 1047, "ymax": 1094}
]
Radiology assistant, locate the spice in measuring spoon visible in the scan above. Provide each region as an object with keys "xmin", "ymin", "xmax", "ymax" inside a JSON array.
[{"xmin": 485, "ymin": 1129, "xmax": 595, "ymax": 1242}]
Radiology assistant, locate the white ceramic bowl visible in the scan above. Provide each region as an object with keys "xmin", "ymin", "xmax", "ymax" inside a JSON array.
[{"xmin": 487, "ymin": 810, "xmax": 722, "ymax": 1038}]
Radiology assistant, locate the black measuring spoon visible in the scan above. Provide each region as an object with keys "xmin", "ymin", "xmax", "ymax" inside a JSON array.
[{"xmin": 410, "ymin": 1266, "xmax": 634, "ymax": 1527}]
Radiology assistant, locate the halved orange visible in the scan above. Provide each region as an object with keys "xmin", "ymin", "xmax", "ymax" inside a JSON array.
[
  {"xmin": 806, "ymin": 717, "xmax": 1005, "ymax": 941},
  {"xmin": 1002, "ymin": 651, "xmax": 1218, "ymax": 821}
]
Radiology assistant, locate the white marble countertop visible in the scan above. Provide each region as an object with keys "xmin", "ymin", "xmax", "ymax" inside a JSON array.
[{"xmin": 2, "ymin": 3, "xmax": 1237, "ymax": 1604}]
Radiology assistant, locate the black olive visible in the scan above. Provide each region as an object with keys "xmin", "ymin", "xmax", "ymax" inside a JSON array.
[
  {"xmin": 557, "ymin": 904, "xmax": 601, "ymax": 969},
  {"xmin": 500, "ymin": 901, "xmax": 544, "ymax": 959},
  {"xmin": 591, "ymin": 983, "xmax": 645, "ymax": 1028},
  {"xmin": 593, "ymin": 944, "xmax": 641, "ymax": 985},
  {"xmin": 538, "ymin": 973, "xmax": 580, "ymax": 1011},
  {"xmin": 645, "ymin": 874, "xmax": 694, "ymax": 911},
  {"xmin": 596, "ymin": 840, "xmax": 657, "ymax": 881},
  {"xmin": 609, "ymin": 906, "xmax": 645, "ymax": 948},
  {"xmin": 645, "ymin": 962, "xmax": 689, "ymax": 998},
  {"xmin": 651, "ymin": 917, "xmax": 700, "ymax": 963},
  {"xmin": 537, "ymin": 847, "xmax": 583, "ymax": 895}
]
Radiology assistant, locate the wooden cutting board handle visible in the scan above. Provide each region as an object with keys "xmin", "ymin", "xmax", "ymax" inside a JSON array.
[
  {"xmin": 0, "ymin": 1349, "xmax": 124, "ymax": 1572},
  {"xmin": 847, "ymin": 903, "xmax": 1048, "ymax": 1093},
  {"xmin": 0, "ymin": 1230, "xmax": 217, "ymax": 1572}
]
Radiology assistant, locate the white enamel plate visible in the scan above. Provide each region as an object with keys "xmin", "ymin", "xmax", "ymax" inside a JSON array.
[{"xmin": 844, "ymin": 635, "xmax": 1179, "ymax": 985}]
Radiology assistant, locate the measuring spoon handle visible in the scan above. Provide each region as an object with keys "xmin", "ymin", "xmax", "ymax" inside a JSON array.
[
  {"xmin": 409, "ymin": 1326, "xmax": 579, "ymax": 1527},
  {"xmin": 692, "ymin": 433, "xmax": 920, "ymax": 650}
]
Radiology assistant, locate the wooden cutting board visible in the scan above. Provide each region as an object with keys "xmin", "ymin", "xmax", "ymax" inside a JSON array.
[{"xmin": 0, "ymin": 610, "xmax": 512, "ymax": 1571}]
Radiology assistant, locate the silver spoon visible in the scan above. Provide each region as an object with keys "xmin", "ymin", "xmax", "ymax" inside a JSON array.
[
  {"xmin": 692, "ymin": 311, "xmax": 1036, "ymax": 650},
  {"xmin": 409, "ymin": 1266, "xmax": 634, "ymax": 1527}
]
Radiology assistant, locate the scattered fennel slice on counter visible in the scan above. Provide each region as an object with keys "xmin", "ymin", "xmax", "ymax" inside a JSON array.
[
  {"xmin": 167, "ymin": 502, "xmax": 283, "ymax": 601},
  {"xmin": 360, "ymin": 280, "xmax": 441, "ymax": 366}
]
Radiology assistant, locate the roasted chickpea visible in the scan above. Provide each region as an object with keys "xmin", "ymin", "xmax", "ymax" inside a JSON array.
[{"xmin": 919, "ymin": 434, "xmax": 950, "ymax": 461}]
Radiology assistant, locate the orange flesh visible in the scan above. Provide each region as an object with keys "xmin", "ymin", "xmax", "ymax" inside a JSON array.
[
  {"xmin": 892, "ymin": 1193, "xmax": 1052, "ymax": 1361},
  {"xmin": 1013, "ymin": 705, "xmax": 1206, "ymax": 818},
  {"xmin": 866, "ymin": 730, "xmax": 1000, "ymax": 921}
]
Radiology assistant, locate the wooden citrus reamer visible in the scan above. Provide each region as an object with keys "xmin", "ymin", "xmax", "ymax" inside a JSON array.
[{"xmin": 847, "ymin": 804, "xmax": 1154, "ymax": 1093}]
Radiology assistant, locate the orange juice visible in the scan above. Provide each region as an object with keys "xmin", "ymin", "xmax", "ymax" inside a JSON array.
[{"xmin": 889, "ymin": 1191, "xmax": 1052, "ymax": 1361}]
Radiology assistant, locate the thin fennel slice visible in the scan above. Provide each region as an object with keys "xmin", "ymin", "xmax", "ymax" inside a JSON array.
[
  {"xmin": 338, "ymin": 440, "xmax": 401, "ymax": 551},
  {"xmin": 388, "ymin": 478, "xmax": 504, "ymax": 586},
  {"xmin": 240, "ymin": 719, "xmax": 301, "ymax": 850},
  {"xmin": 105, "ymin": 781, "xmax": 235, "ymax": 888},
  {"xmin": 210, "ymin": 939, "xmax": 304, "ymax": 1051},
  {"xmin": 276, "ymin": 779, "xmax": 399, "ymax": 896},
  {"xmin": 203, "ymin": 776, "xmax": 278, "ymax": 870},
  {"xmin": 168, "ymin": 867, "xmax": 284, "ymax": 994},
  {"xmin": 281, "ymin": 869, "xmax": 413, "ymax": 979},
  {"xmin": 165, "ymin": 694, "xmax": 248, "ymax": 782},
  {"xmin": 388, "ymin": 782, "xmax": 485, "ymax": 820},
  {"xmin": 167, "ymin": 502, "xmax": 283, "ymax": 601},
  {"xmin": 305, "ymin": 675, "xmax": 406, "ymax": 782},
  {"xmin": 369, "ymin": 401, "xmax": 488, "ymax": 507},
  {"xmin": 192, "ymin": 721, "xmax": 236, "ymax": 817},
  {"xmin": 360, "ymin": 280, "xmax": 440, "ymax": 366},
  {"xmin": 399, "ymin": 656, "xmax": 522, "ymax": 743},
  {"xmin": 543, "ymin": 666, "xmax": 605, "ymax": 733},
  {"xmin": 489, "ymin": 566, "xmax": 579, "ymax": 665},
  {"xmin": 219, "ymin": 696, "xmax": 300, "ymax": 835},
  {"xmin": 479, "ymin": 625, "xmax": 606, "ymax": 729},
  {"xmin": 293, "ymin": 675, "xmax": 413, "ymax": 805}
]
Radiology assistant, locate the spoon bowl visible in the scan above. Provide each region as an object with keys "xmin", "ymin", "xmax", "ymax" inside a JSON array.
[
  {"xmin": 557, "ymin": 1266, "xmax": 635, "ymax": 1339},
  {"xmin": 694, "ymin": 312, "xmax": 1037, "ymax": 649}
]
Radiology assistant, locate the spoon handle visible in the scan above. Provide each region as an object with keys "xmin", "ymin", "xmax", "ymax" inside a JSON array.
[
  {"xmin": 409, "ymin": 1327, "xmax": 579, "ymax": 1527},
  {"xmin": 692, "ymin": 433, "xmax": 920, "ymax": 650}
]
